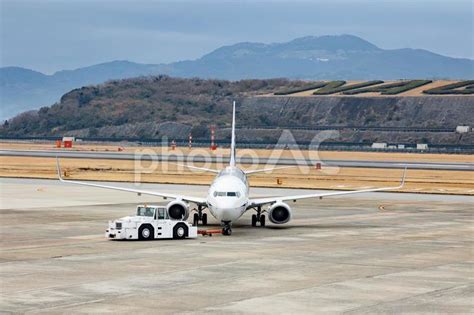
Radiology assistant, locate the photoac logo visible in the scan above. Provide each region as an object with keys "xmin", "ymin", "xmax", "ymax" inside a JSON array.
[{"xmin": 133, "ymin": 130, "xmax": 340, "ymax": 185}]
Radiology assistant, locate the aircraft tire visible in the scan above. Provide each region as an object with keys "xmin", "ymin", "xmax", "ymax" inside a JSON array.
[
  {"xmin": 202, "ymin": 213, "xmax": 208, "ymax": 225},
  {"xmin": 251, "ymin": 214, "xmax": 257, "ymax": 227},
  {"xmin": 260, "ymin": 215, "xmax": 266, "ymax": 227}
]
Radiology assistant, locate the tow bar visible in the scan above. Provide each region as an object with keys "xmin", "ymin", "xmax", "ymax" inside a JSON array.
[{"xmin": 197, "ymin": 229, "xmax": 223, "ymax": 236}]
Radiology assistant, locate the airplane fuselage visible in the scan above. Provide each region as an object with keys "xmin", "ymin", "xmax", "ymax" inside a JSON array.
[{"xmin": 207, "ymin": 166, "xmax": 249, "ymax": 223}]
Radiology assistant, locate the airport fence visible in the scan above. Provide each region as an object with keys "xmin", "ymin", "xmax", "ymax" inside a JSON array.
[{"xmin": 1, "ymin": 136, "xmax": 473, "ymax": 154}]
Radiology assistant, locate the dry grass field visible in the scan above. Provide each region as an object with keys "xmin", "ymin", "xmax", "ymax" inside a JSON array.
[
  {"xmin": 1, "ymin": 141, "xmax": 473, "ymax": 163},
  {"xmin": 0, "ymin": 156, "xmax": 472, "ymax": 195},
  {"xmin": 1, "ymin": 141, "xmax": 473, "ymax": 195}
]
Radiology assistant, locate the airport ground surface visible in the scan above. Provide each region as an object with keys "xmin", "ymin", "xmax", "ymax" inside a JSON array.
[{"xmin": 1, "ymin": 178, "xmax": 473, "ymax": 314}]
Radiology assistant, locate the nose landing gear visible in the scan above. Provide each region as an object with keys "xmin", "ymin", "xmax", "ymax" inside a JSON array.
[{"xmin": 222, "ymin": 221, "xmax": 232, "ymax": 236}]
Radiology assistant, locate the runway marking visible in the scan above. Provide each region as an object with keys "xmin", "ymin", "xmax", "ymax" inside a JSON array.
[{"xmin": 67, "ymin": 234, "xmax": 104, "ymax": 240}]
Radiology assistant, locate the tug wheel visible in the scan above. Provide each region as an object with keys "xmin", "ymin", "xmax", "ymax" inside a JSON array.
[
  {"xmin": 139, "ymin": 224, "xmax": 154, "ymax": 240},
  {"xmin": 173, "ymin": 223, "xmax": 188, "ymax": 239}
]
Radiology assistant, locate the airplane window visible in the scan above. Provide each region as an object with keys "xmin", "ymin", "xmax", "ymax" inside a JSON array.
[{"xmin": 214, "ymin": 191, "xmax": 240, "ymax": 197}]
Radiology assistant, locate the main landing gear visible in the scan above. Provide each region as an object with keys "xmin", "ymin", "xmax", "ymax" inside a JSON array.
[
  {"xmin": 193, "ymin": 206, "xmax": 208, "ymax": 226},
  {"xmin": 222, "ymin": 222, "xmax": 232, "ymax": 236},
  {"xmin": 251, "ymin": 206, "xmax": 266, "ymax": 227}
]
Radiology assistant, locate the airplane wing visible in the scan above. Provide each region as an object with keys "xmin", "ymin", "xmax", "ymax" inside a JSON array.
[
  {"xmin": 244, "ymin": 166, "xmax": 297, "ymax": 175},
  {"xmin": 248, "ymin": 168, "xmax": 407, "ymax": 207},
  {"xmin": 171, "ymin": 163, "xmax": 220, "ymax": 174},
  {"xmin": 56, "ymin": 158, "xmax": 207, "ymax": 205}
]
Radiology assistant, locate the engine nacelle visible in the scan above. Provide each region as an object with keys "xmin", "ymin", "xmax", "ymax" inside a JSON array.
[
  {"xmin": 167, "ymin": 200, "xmax": 190, "ymax": 220},
  {"xmin": 268, "ymin": 202, "xmax": 292, "ymax": 224}
]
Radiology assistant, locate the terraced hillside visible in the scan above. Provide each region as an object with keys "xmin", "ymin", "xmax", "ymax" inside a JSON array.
[
  {"xmin": 272, "ymin": 80, "xmax": 474, "ymax": 96},
  {"xmin": 236, "ymin": 96, "xmax": 474, "ymax": 146}
]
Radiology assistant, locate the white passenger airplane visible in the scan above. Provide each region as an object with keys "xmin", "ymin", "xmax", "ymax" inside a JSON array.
[{"xmin": 57, "ymin": 101, "xmax": 406, "ymax": 236}]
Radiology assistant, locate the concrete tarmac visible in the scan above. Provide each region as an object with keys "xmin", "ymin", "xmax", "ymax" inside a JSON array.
[{"xmin": 0, "ymin": 178, "xmax": 473, "ymax": 314}]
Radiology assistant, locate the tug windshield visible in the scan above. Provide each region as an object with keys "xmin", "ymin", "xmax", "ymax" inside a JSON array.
[{"xmin": 137, "ymin": 207, "xmax": 155, "ymax": 217}]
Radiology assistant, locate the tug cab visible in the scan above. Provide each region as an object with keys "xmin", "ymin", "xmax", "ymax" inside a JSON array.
[{"xmin": 106, "ymin": 205, "xmax": 197, "ymax": 240}]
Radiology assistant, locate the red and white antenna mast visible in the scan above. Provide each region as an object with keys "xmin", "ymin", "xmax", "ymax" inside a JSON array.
[{"xmin": 210, "ymin": 125, "xmax": 216, "ymax": 150}]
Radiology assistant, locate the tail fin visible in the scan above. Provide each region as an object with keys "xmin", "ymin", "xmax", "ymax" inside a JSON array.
[{"xmin": 229, "ymin": 101, "xmax": 236, "ymax": 167}]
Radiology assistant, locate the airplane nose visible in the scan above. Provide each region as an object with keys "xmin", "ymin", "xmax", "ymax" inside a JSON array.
[
  {"xmin": 221, "ymin": 208, "xmax": 234, "ymax": 218},
  {"xmin": 211, "ymin": 203, "xmax": 240, "ymax": 222},
  {"xmin": 218, "ymin": 207, "xmax": 240, "ymax": 221}
]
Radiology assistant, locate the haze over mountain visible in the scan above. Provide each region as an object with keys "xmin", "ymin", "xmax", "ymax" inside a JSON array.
[{"xmin": 1, "ymin": 35, "xmax": 473, "ymax": 120}]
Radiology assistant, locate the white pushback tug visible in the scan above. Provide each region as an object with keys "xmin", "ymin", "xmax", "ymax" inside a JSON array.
[{"xmin": 106, "ymin": 205, "xmax": 197, "ymax": 240}]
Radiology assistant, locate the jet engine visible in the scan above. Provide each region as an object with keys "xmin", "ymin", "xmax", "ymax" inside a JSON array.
[
  {"xmin": 268, "ymin": 202, "xmax": 292, "ymax": 224},
  {"xmin": 167, "ymin": 200, "xmax": 190, "ymax": 220}
]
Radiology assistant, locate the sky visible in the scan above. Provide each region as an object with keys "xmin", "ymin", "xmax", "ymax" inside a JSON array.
[{"xmin": 1, "ymin": 0, "xmax": 473, "ymax": 74}]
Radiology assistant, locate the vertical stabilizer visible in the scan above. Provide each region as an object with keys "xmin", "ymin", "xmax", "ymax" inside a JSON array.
[{"xmin": 229, "ymin": 101, "xmax": 237, "ymax": 167}]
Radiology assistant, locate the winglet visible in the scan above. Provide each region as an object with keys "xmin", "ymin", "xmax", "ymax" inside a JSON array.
[
  {"xmin": 56, "ymin": 157, "xmax": 64, "ymax": 181},
  {"xmin": 400, "ymin": 166, "xmax": 407, "ymax": 188}
]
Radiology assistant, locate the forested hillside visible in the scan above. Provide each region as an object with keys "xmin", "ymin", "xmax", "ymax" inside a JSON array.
[
  {"xmin": 1, "ymin": 76, "xmax": 303, "ymax": 137},
  {"xmin": 2, "ymin": 76, "xmax": 473, "ymax": 147}
]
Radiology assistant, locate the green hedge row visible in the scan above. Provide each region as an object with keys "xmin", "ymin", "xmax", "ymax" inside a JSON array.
[
  {"xmin": 423, "ymin": 80, "xmax": 474, "ymax": 95},
  {"xmin": 313, "ymin": 80, "xmax": 383, "ymax": 95},
  {"xmin": 310, "ymin": 81, "xmax": 346, "ymax": 95},
  {"xmin": 274, "ymin": 82, "xmax": 327, "ymax": 95},
  {"xmin": 343, "ymin": 80, "xmax": 432, "ymax": 95}
]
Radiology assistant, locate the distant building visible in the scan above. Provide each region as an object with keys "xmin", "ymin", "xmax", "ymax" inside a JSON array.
[
  {"xmin": 456, "ymin": 126, "xmax": 471, "ymax": 133},
  {"xmin": 62, "ymin": 136, "xmax": 75, "ymax": 148},
  {"xmin": 417, "ymin": 143, "xmax": 428, "ymax": 150},
  {"xmin": 371, "ymin": 142, "xmax": 387, "ymax": 149}
]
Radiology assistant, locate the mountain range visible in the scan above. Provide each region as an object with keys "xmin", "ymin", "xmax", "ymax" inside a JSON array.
[{"xmin": 1, "ymin": 34, "xmax": 473, "ymax": 120}]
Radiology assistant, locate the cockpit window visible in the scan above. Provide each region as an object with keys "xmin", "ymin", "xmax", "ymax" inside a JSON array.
[
  {"xmin": 213, "ymin": 191, "xmax": 240, "ymax": 197},
  {"xmin": 137, "ymin": 207, "xmax": 155, "ymax": 217}
]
